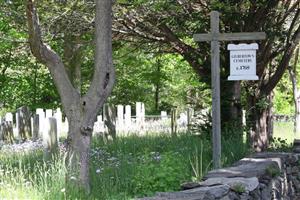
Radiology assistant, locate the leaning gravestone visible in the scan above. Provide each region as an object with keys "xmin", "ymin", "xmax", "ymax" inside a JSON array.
[
  {"xmin": 43, "ymin": 117, "xmax": 58, "ymax": 160},
  {"xmin": 16, "ymin": 106, "xmax": 32, "ymax": 141}
]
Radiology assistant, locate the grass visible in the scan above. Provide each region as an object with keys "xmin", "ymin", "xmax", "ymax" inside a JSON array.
[
  {"xmin": 273, "ymin": 121, "xmax": 294, "ymax": 144},
  {"xmin": 0, "ymin": 132, "xmax": 249, "ymax": 200}
]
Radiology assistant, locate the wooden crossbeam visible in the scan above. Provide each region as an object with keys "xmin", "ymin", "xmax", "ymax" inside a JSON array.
[{"xmin": 194, "ymin": 32, "xmax": 266, "ymax": 42}]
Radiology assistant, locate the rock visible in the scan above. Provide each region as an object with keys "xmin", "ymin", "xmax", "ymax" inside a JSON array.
[
  {"xmin": 181, "ymin": 182, "xmax": 201, "ymax": 190},
  {"xmin": 261, "ymin": 186, "xmax": 272, "ymax": 200},
  {"xmin": 199, "ymin": 177, "xmax": 259, "ymax": 192},
  {"xmin": 204, "ymin": 158, "xmax": 279, "ymax": 181},
  {"xmin": 139, "ymin": 185, "xmax": 229, "ymax": 200},
  {"xmin": 292, "ymin": 166, "xmax": 299, "ymax": 174},
  {"xmin": 287, "ymin": 167, "xmax": 292, "ymax": 175}
]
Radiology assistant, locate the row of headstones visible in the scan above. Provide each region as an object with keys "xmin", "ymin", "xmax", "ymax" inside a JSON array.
[
  {"xmin": 0, "ymin": 103, "xmax": 190, "ymax": 144},
  {"xmin": 94, "ymin": 102, "xmax": 169, "ymax": 133},
  {"xmin": 0, "ymin": 106, "xmax": 67, "ymax": 143}
]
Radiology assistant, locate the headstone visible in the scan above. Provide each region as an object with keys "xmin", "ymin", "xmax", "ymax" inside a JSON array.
[
  {"xmin": 36, "ymin": 108, "xmax": 45, "ymax": 137},
  {"xmin": 93, "ymin": 115, "xmax": 103, "ymax": 134},
  {"xmin": 125, "ymin": 105, "xmax": 131, "ymax": 129},
  {"xmin": 141, "ymin": 103, "xmax": 145, "ymax": 125},
  {"xmin": 178, "ymin": 112, "xmax": 188, "ymax": 126},
  {"xmin": 32, "ymin": 114, "xmax": 39, "ymax": 139},
  {"xmin": 161, "ymin": 111, "xmax": 168, "ymax": 120},
  {"xmin": 136, "ymin": 102, "xmax": 145, "ymax": 131},
  {"xmin": 45, "ymin": 109, "xmax": 53, "ymax": 119},
  {"xmin": 117, "ymin": 105, "xmax": 124, "ymax": 131},
  {"xmin": 62, "ymin": 118, "xmax": 69, "ymax": 135},
  {"xmin": 5, "ymin": 112, "xmax": 13, "ymax": 122},
  {"xmin": 97, "ymin": 115, "xmax": 105, "ymax": 133},
  {"xmin": 43, "ymin": 117, "xmax": 58, "ymax": 160},
  {"xmin": 1, "ymin": 121, "xmax": 14, "ymax": 143},
  {"xmin": 54, "ymin": 108, "xmax": 63, "ymax": 138},
  {"xmin": 16, "ymin": 106, "xmax": 32, "ymax": 140},
  {"xmin": 136, "ymin": 102, "xmax": 142, "ymax": 125}
]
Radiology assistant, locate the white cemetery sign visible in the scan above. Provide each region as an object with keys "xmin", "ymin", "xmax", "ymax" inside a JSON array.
[{"xmin": 228, "ymin": 43, "xmax": 259, "ymax": 81}]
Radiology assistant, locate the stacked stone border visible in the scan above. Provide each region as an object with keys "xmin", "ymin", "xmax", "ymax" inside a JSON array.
[{"xmin": 140, "ymin": 152, "xmax": 300, "ymax": 200}]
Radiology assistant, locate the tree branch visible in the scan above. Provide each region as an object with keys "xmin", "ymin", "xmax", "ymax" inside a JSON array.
[
  {"xmin": 83, "ymin": 0, "xmax": 115, "ymax": 127},
  {"xmin": 25, "ymin": 0, "xmax": 78, "ymax": 113},
  {"xmin": 261, "ymin": 24, "xmax": 300, "ymax": 95}
]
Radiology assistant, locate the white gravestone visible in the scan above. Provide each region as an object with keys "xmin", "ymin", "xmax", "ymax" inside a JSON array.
[
  {"xmin": 125, "ymin": 105, "xmax": 131, "ymax": 128},
  {"xmin": 5, "ymin": 113, "xmax": 13, "ymax": 122},
  {"xmin": 161, "ymin": 111, "xmax": 168, "ymax": 120},
  {"xmin": 136, "ymin": 102, "xmax": 142, "ymax": 125},
  {"xmin": 45, "ymin": 109, "xmax": 53, "ymax": 119},
  {"xmin": 54, "ymin": 108, "xmax": 62, "ymax": 138},
  {"xmin": 117, "ymin": 105, "xmax": 124, "ymax": 130},
  {"xmin": 227, "ymin": 43, "xmax": 259, "ymax": 81}
]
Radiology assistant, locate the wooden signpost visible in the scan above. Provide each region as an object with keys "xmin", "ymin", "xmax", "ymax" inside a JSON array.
[{"xmin": 193, "ymin": 11, "xmax": 266, "ymax": 169}]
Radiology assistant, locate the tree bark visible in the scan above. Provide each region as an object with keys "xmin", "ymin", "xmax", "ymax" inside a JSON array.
[
  {"xmin": 288, "ymin": 48, "xmax": 300, "ymax": 139},
  {"xmin": 26, "ymin": 0, "xmax": 115, "ymax": 193},
  {"xmin": 247, "ymin": 94, "xmax": 273, "ymax": 152}
]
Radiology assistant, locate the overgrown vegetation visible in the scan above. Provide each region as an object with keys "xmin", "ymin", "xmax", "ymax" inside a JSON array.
[{"xmin": 0, "ymin": 133, "xmax": 249, "ymax": 199}]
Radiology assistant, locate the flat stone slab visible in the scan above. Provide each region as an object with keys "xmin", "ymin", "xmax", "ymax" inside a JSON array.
[
  {"xmin": 204, "ymin": 158, "xmax": 279, "ymax": 180},
  {"xmin": 199, "ymin": 177, "xmax": 259, "ymax": 192},
  {"xmin": 139, "ymin": 185, "xmax": 230, "ymax": 200}
]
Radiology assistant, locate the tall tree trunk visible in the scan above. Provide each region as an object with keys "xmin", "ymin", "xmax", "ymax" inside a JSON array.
[
  {"xmin": 66, "ymin": 110, "xmax": 92, "ymax": 192},
  {"xmin": 26, "ymin": 0, "xmax": 115, "ymax": 193},
  {"xmin": 289, "ymin": 48, "xmax": 300, "ymax": 139},
  {"xmin": 154, "ymin": 60, "xmax": 161, "ymax": 112},
  {"xmin": 247, "ymin": 93, "xmax": 273, "ymax": 152},
  {"xmin": 221, "ymin": 80, "xmax": 243, "ymax": 135},
  {"xmin": 229, "ymin": 81, "xmax": 242, "ymax": 121}
]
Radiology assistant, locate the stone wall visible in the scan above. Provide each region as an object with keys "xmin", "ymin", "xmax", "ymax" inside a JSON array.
[{"xmin": 140, "ymin": 152, "xmax": 300, "ymax": 200}]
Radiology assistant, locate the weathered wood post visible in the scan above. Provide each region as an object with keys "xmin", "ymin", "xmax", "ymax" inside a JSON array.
[
  {"xmin": 193, "ymin": 11, "xmax": 266, "ymax": 169},
  {"xmin": 171, "ymin": 108, "xmax": 177, "ymax": 136},
  {"xmin": 187, "ymin": 108, "xmax": 193, "ymax": 132}
]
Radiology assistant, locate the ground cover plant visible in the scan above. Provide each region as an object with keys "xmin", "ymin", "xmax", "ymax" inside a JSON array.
[{"xmin": 0, "ymin": 132, "xmax": 249, "ymax": 200}]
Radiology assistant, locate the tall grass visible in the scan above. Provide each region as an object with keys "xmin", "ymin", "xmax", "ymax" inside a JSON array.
[{"xmin": 0, "ymin": 133, "xmax": 249, "ymax": 199}]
